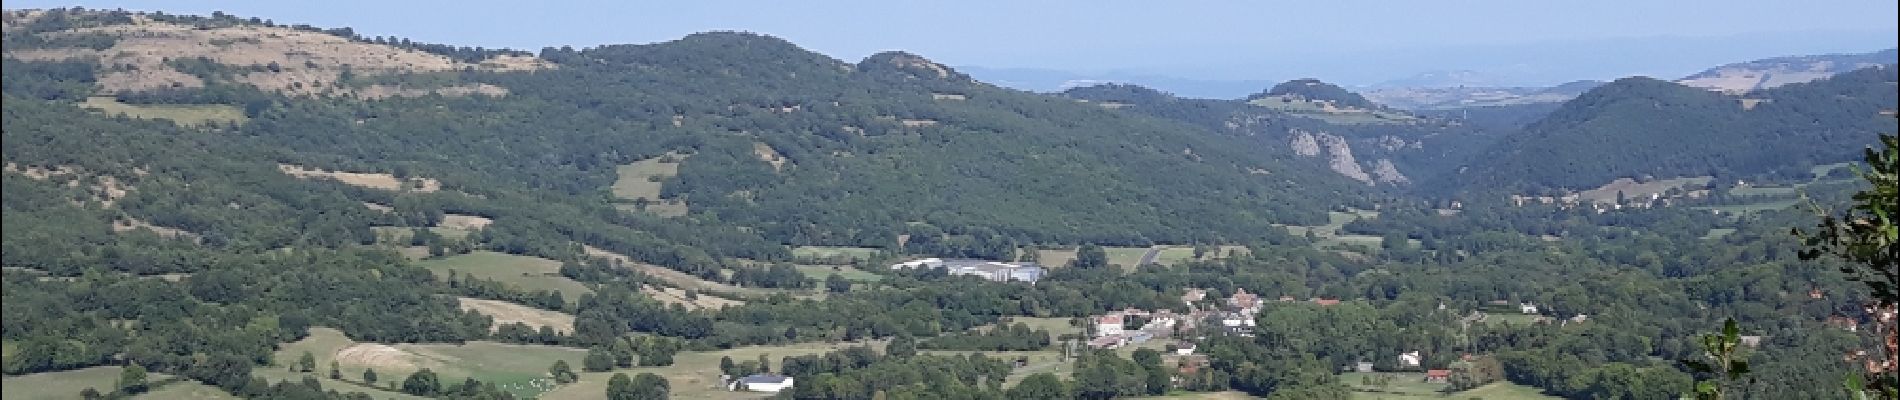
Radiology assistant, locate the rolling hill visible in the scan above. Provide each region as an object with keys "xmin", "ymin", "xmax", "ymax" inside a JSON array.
[{"xmin": 1443, "ymin": 65, "xmax": 1898, "ymax": 194}]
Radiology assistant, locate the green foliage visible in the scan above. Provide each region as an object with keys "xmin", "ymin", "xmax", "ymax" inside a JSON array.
[
  {"xmin": 1451, "ymin": 69, "xmax": 1898, "ymax": 193},
  {"xmin": 549, "ymin": 360, "xmax": 577, "ymax": 384},
  {"xmin": 1797, "ymin": 133, "xmax": 1900, "ymax": 307},
  {"xmin": 117, "ymin": 363, "xmax": 148, "ymax": 394},
  {"xmin": 400, "ymin": 368, "xmax": 441, "ymax": 396},
  {"xmin": 1682, "ymin": 319, "xmax": 1750, "ymax": 400}
]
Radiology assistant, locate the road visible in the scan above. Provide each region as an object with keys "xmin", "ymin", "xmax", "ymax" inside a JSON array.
[{"xmin": 1136, "ymin": 246, "xmax": 1162, "ymax": 266}]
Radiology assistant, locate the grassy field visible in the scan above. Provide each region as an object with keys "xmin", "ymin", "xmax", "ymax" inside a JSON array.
[
  {"xmin": 793, "ymin": 264, "xmax": 884, "ymax": 282},
  {"xmin": 138, "ymin": 380, "xmax": 241, "ymax": 399},
  {"xmin": 2, "ymin": 366, "xmax": 130, "ymax": 399},
  {"xmin": 1702, "ymin": 228, "xmax": 1737, "ymax": 240},
  {"xmin": 611, "ymin": 154, "xmax": 689, "ymax": 217},
  {"xmin": 1341, "ymin": 372, "xmax": 1558, "ymax": 400},
  {"xmin": 81, "ymin": 96, "xmax": 247, "ymax": 127},
  {"xmin": 791, "ymin": 246, "xmax": 881, "ymax": 262},
  {"xmin": 539, "ymin": 341, "xmax": 881, "ymax": 400},
  {"xmin": 271, "ymin": 327, "xmax": 585, "ymax": 399},
  {"xmin": 1004, "ymin": 317, "xmax": 1084, "ymax": 337},
  {"xmin": 1035, "ymin": 246, "xmax": 1153, "ymax": 269},
  {"xmin": 417, "ymin": 251, "xmax": 593, "ymax": 300}
]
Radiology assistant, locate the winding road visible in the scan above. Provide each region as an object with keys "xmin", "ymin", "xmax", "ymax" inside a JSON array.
[{"xmin": 1136, "ymin": 246, "xmax": 1162, "ymax": 266}]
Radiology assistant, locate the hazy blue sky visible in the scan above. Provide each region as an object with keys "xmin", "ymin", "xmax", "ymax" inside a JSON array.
[{"xmin": 12, "ymin": 1, "xmax": 1899, "ymax": 86}]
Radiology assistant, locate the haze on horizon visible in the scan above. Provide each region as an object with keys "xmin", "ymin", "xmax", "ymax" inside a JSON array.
[{"xmin": 11, "ymin": 0, "xmax": 1897, "ymax": 92}]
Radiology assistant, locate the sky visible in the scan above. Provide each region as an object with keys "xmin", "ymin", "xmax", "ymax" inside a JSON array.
[{"xmin": 11, "ymin": 1, "xmax": 1899, "ymax": 88}]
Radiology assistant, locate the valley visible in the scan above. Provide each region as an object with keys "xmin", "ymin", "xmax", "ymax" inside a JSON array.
[{"xmin": 2, "ymin": 5, "xmax": 1896, "ymax": 400}]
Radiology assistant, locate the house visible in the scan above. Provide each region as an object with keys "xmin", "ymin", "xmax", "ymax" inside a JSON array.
[
  {"xmin": 1424, "ymin": 370, "xmax": 1451, "ymax": 383},
  {"xmin": 1175, "ymin": 343, "xmax": 1197, "ymax": 356},
  {"xmin": 1311, "ymin": 298, "xmax": 1341, "ymax": 307},
  {"xmin": 1087, "ymin": 335, "xmax": 1128, "ymax": 349},
  {"xmin": 889, "ymin": 258, "xmax": 1046, "ymax": 284},
  {"xmin": 1398, "ymin": 351, "xmax": 1421, "ymax": 368},
  {"xmin": 1739, "ymin": 336, "xmax": 1763, "ymax": 348},
  {"xmin": 1095, "ymin": 315, "xmax": 1125, "ymax": 338},
  {"xmin": 1182, "ymin": 288, "xmax": 1207, "ymax": 304},
  {"xmin": 1229, "ymin": 288, "xmax": 1261, "ymax": 311},
  {"xmin": 1519, "ymin": 302, "xmax": 1540, "ymax": 314},
  {"xmin": 1355, "ymin": 361, "xmax": 1375, "ymax": 373},
  {"xmin": 730, "ymin": 374, "xmax": 794, "ymax": 392}
]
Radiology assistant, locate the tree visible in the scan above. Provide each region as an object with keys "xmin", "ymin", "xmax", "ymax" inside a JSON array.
[
  {"xmin": 401, "ymin": 368, "xmax": 441, "ymax": 396},
  {"xmin": 79, "ymin": 388, "xmax": 102, "ymax": 400},
  {"xmin": 297, "ymin": 351, "xmax": 316, "ymax": 373},
  {"xmin": 887, "ymin": 334, "xmax": 917, "ymax": 358},
  {"xmin": 826, "ymin": 274, "xmax": 852, "ymax": 293},
  {"xmin": 1074, "ymin": 244, "xmax": 1108, "ymax": 269},
  {"xmin": 118, "ymin": 363, "xmax": 148, "ymax": 394},
  {"xmin": 1681, "ymin": 319, "xmax": 1749, "ymax": 400},
  {"xmin": 1006, "ymin": 372, "xmax": 1071, "ymax": 399},
  {"xmin": 605, "ymin": 373, "xmax": 635, "ymax": 400},
  {"xmin": 550, "ymin": 359, "xmax": 578, "ymax": 384},
  {"xmin": 584, "ymin": 346, "xmax": 616, "ymax": 372},
  {"xmin": 1796, "ymin": 132, "xmax": 1899, "ymax": 399},
  {"xmin": 329, "ymin": 360, "xmax": 341, "ymax": 380},
  {"xmin": 629, "ymin": 373, "xmax": 670, "ymax": 400},
  {"xmin": 363, "ymin": 368, "xmax": 378, "ymax": 385},
  {"xmin": 719, "ymin": 356, "xmax": 737, "ymax": 376}
]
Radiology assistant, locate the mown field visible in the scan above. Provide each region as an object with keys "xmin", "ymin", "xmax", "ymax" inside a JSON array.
[
  {"xmin": 417, "ymin": 251, "xmax": 594, "ymax": 300},
  {"xmin": 266, "ymin": 327, "xmax": 585, "ymax": 399},
  {"xmin": 791, "ymin": 245, "xmax": 882, "ymax": 263},
  {"xmin": 80, "ymin": 96, "xmax": 247, "ymax": 127}
]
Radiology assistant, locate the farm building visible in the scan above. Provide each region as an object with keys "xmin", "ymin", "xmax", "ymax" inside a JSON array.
[
  {"xmin": 730, "ymin": 374, "xmax": 794, "ymax": 392},
  {"xmin": 889, "ymin": 258, "xmax": 1045, "ymax": 283}
]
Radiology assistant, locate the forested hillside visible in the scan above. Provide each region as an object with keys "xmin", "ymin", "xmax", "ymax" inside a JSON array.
[
  {"xmin": 1444, "ymin": 66, "xmax": 1898, "ymax": 194},
  {"xmin": 4, "ymin": 7, "xmax": 1895, "ymax": 400}
]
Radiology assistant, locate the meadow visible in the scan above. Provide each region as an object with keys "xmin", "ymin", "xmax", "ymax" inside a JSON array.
[
  {"xmin": 611, "ymin": 154, "xmax": 689, "ymax": 217},
  {"xmin": 416, "ymin": 251, "xmax": 594, "ymax": 300}
]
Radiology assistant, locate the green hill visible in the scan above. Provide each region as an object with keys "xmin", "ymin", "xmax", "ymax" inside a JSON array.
[{"xmin": 1443, "ymin": 66, "xmax": 1898, "ymax": 194}]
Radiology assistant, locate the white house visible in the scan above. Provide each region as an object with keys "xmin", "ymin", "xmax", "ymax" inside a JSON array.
[
  {"xmin": 1519, "ymin": 302, "xmax": 1540, "ymax": 314},
  {"xmin": 731, "ymin": 374, "xmax": 794, "ymax": 392},
  {"xmin": 1398, "ymin": 351, "xmax": 1422, "ymax": 368},
  {"xmin": 1175, "ymin": 343, "xmax": 1197, "ymax": 356},
  {"xmin": 1095, "ymin": 315, "xmax": 1125, "ymax": 338}
]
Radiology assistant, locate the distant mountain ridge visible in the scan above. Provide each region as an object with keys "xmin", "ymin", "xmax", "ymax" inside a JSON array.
[{"xmin": 1677, "ymin": 48, "xmax": 1898, "ymax": 93}]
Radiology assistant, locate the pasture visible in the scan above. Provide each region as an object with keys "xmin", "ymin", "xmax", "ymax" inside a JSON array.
[
  {"xmin": 1341, "ymin": 372, "xmax": 1558, "ymax": 400},
  {"xmin": 417, "ymin": 251, "xmax": 594, "ymax": 300},
  {"xmin": 81, "ymin": 96, "xmax": 247, "ymax": 127},
  {"xmin": 791, "ymin": 246, "xmax": 881, "ymax": 263}
]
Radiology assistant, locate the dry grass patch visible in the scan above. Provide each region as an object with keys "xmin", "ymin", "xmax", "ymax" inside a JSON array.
[
  {"xmin": 7, "ymin": 18, "xmax": 550, "ymax": 97},
  {"xmin": 1575, "ymin": 176, "xmax": 1713, "ymax": 204},
  {"xmin": 457, "ymin": 297, "xmax": 575, "ymax": 334},
  {"xmin": 438, "ymin": 214, "xmax": 493, "ymax": 230},
  {"xmin": 642, "ymin": 284, "xmax": 744, "ymax": 310},
  {"xmin": 279, "ymin": 164, "xmax": 440, "ymax": 192},
  {"xmin": 80, "ymin": 96, "xmax": 246, "ymax": 127},
  {"xmin": 272, "ymin": 327, "xmax": 584, "ymax": 399},
  {"xmin": 112, "ymin": 217, "xmax": 201, "ymax": 242},
  {"xmin": 582, "ymin": 246, "xmax": 768, "ymax": 300}
]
